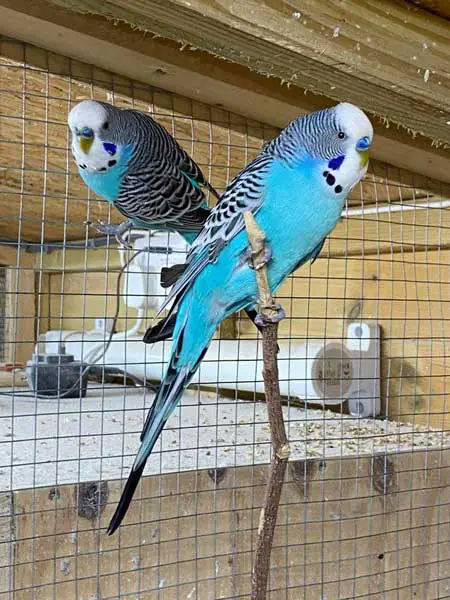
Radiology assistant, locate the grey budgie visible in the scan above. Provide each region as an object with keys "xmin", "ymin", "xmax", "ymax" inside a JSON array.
[{"xmin": 68, "ymin": 99, "xmax": 219, "ymax": 246}]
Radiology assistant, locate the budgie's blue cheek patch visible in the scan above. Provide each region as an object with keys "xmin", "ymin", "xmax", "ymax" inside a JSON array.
[
  {"xmin": 103, "ymin": 142, "xmax": 117, "ymax": 156},
  {"xmin": 328, "ymin": 155, "xmax": 345, "ymax": 171}
]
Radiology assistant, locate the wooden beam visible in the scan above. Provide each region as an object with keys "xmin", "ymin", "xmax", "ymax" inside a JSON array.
[
  {"xmin": 0, "ymin": 245, "xmax": 28, "ymax": 267},
  {"xmin": 409, "ymin": 0, "xmax": 450, "ymax": 20},
  {"xmin": 0, "ymin": 0, "xmax": 449, "ymax": 185},
  {"xmin": 36, "ymin": 248, "xmax": 122, "ymax": 273},
  {"xmin": 19, "ymin": 0, "xmax": 450, "ymax": 144}
]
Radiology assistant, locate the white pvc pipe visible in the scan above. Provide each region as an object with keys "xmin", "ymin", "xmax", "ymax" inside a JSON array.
[
  {"xmin": 342, "ymin": 198, "xmax": 450, "ymax": 218},
  {"xmin": 41, "ymin": 331, "xmax": 331, "ymax": 403}
]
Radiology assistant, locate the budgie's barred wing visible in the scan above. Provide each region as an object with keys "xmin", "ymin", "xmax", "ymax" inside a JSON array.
[
  {"xmin": 158, "ymin": 153, "xmax": 274, "ymax": 316},
  {"xmin": 115, "ymin": 160, "xmax": 211, "ymax": 232},
  {"xmin": 188, "ymin": 155, "xmax": 272, "ymax": 257},
  {"xmin": 141, "ymin": 111, "xmax": 219, "ymax": 199},
  {"xmin": 111, "ymin": 109, "xmax": 219, "ymax": 231},
  {"xmin": 175, "ymin": 146, "xmax": 219, "ymax": 200}
]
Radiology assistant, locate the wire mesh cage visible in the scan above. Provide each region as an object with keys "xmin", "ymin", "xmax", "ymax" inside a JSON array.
[{"xmin": 0, "ymin": 35, "xmax": 450, "ymax": 599}]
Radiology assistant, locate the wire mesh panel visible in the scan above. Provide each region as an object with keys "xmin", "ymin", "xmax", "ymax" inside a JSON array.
[
  {"xmin": 0, "ymin": 36, "xmax": 450, "ymax": 599},
  {"xmin": 0, "ymin": 268, "xmax": 6, "ymax": 362}
]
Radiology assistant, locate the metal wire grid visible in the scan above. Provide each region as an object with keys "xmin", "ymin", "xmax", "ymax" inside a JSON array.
[
  {"xmin": 0, "ymin": 36, "xmax": 449, "ymax": 599},
  {"xmin": 0, "ymin": 268, "xmax": 5, "ymax": 363}
]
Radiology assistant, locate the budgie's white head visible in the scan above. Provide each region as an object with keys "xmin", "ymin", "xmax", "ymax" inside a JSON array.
[
  {"xmin": 315, "ymin": 102, "xmax": 373, "ymax": 197},
  {"xmin": 333, "ymin": 101, "xmax": 372, "ymax": 178},
  {"xmin": 68, "ymin": 100, "xmax": 127, "ymax": 173},
  {"xmin": 270, "ymin": 102, "xmax": 373, "ymax": 199}
]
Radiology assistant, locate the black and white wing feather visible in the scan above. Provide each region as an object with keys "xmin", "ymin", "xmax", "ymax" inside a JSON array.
[
  {"xmin": 113, "ymin": 109, "xmax": 219, "ymax": 231},
  {"xmin": 116, "ymin": 160, "xmax": 210, "ymax": 231},
  {"xmin": 158, "ymin": 153, "xmax": 273, "ymax": 316}
]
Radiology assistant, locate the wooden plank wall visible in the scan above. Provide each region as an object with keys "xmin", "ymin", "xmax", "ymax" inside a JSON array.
[
  {"xmin": 0, "ymin": 247, "xmax": 35, "ymax": 364},
  {"xmin": 17, "ymin": 0, "xmax": 450, "ymax": 151},
  {"xmin": 2, "ymin": 451, "xmax": 450, "ymax": 599},
  {"xmin": 0, "ymin": 36, "xmax": 442, "ymax": 244}
]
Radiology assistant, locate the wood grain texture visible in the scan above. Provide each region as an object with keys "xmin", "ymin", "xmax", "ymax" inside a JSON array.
[
  {"xmin": 0, "ymin": 1, "xmax": 449, "ymax": 185},
  {"xmin": 20, "ymin": 0, "xmax": 450, "ymax": 145},
  {"xmin": 4, "ymin": 253, "xmax": 36, "ymax": 364},
  {"xmin": 410, "ymin": 0, "xmax": 450, "ymax": 20},
  {"xmin": 0, "ymin": 493, "xmax": 13, "ymax": 596},
  {"xmin": 9, "ymin": 451, "xmax": 450, "ymax": 598},
  {"xmin": 0, "ymin": 35, "xmax": 445, "ymax": 244}
]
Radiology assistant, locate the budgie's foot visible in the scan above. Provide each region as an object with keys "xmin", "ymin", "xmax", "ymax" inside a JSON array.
[
  {"xmin": 86, "ymin": 219, "xmax": 125, "ymax": 236},
  {"xmin": 254, "ymin": 304, "xmax": 285, "ymax": 328},
  {"xmin": 244, "ymin": 244, "xmax": 272, "ymax": 270},
  {"xmin": 86, "ymin": 219, "xmax": 133, "ymax": 249}
]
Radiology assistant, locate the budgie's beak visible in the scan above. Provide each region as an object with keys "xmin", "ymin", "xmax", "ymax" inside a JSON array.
[
  {"xmin": 356, "ymin": 136, "xmax": 371, "ymax": 169},
  {"xmin": 358, "ymin": 149, "xmax": 369, "ymax": 169},
  {"xmin": 76, "ymin": 127, "xmax": 94, "ymax": 154}
]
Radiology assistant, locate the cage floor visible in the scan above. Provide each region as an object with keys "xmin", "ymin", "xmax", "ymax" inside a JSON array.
[{"xmin": 1, "ymin": 384, "xmax": 449, "ymax": 491}]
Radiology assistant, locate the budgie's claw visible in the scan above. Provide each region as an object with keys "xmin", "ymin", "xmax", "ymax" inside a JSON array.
[
  {"xmin": 87, "ymin": 219, "xmax": 118, "ymax": 235},
  {"xmin": 86, "ymin": 219, "xmax": 133, "ymax": 249},
  {"xmin": 115, "ymin": 233, "xmax": 133, "ymax": 250},
  {"xmin": 245, "ymin": 244, "xmax": 272, "ymax": 270},
  {"xmin": 254, "ymin": 304, "xmax": 285, "ymax": 327}
]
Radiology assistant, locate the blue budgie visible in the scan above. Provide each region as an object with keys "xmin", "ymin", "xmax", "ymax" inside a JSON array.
[
  {"xmin": 107, "ymin": 102, "xmax": 373, "ymax": 534},
  {"xmin": 68, "ymin": 100, "xmax": 219, "ymax": 246}
]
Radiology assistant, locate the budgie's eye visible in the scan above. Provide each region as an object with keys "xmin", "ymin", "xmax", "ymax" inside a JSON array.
[
  {"xmin": 103, "ymin": 122, "xmax": 109, "ymax": 130},
  {"xmin": 337, "ymin": 131, "xmax": 346, "ymax": 140}
]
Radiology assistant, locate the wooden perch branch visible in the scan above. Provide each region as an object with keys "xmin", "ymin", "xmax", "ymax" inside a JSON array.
[{"xmin": 243, "ymin": 211, "xmax": 290, "ymax": 600}]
